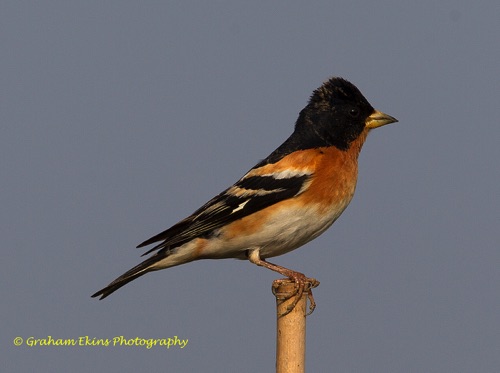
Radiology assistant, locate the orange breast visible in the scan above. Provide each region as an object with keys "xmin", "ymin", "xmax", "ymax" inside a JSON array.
[{"xmin": 222, "ymin": 129, "xmax": 369, "ymax": 240}]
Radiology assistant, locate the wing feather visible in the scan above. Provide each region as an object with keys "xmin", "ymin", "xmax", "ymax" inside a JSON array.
[{"xmin": 137, "ymin": 172, "xmax": 311, "ymax": 255}]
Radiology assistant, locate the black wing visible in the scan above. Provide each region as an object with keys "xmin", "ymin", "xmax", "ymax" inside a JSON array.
[{"xmin": 137, "ymin": 172, "xmax": 311, "ymax": 255}]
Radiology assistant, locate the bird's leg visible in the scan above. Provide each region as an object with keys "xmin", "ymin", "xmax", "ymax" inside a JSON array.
[{"xmin": 248, "ymin": 249, "xmax": 320, "ymax": 316}]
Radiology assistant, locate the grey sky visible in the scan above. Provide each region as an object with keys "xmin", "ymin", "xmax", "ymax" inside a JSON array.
[{"xmin": 2, "ymin": 1, "xmax": 499, "ymax": 372}]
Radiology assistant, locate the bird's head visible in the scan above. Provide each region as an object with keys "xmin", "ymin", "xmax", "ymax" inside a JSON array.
[{"xmin": 296, "ymin": 77, "xmax": 397, "ymax": 151}]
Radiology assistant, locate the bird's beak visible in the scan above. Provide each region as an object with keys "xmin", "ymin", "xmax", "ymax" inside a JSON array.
[{"xmin": 365, "ymin": 109, "xmax": 398, "ymax": 129}]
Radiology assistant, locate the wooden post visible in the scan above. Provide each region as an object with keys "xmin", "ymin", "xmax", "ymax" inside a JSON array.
[{"xmin": 273, "ymin": 279, "xmax": 316, "ymax": 373}]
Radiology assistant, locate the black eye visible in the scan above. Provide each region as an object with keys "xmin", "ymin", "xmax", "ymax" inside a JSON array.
[{"xmin": 349, "ymin": 107, "xmax": 360, "ymax": 118}]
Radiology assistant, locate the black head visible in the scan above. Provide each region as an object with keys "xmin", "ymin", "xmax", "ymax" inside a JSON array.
[
  {"xmin": 259, "ymin": 77, "xmax": 397, "ymax": 166},
  {"xmin": 294, "ymin": 77, "xmax": 375, "ymax": 151}
]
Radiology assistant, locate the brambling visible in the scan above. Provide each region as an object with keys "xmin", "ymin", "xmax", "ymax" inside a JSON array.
[{"xmin": 92, "ymin": 77, "xmax": 397, "ymax": 315}]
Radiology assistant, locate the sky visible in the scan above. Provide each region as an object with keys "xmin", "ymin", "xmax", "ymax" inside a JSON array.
[{"xmin": 2, "ymin": 1, "xmax": 499, "ymax": 372}]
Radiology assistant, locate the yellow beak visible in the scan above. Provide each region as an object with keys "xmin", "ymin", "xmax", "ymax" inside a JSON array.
[{"xmin": 365, "ymin": 109, "xmax": 398, "ymax": 129}]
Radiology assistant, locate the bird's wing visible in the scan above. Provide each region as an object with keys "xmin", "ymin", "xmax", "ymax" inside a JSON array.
[{"xmin": 137, "ymin": 169, "xmax": 312, "ymax": 255}]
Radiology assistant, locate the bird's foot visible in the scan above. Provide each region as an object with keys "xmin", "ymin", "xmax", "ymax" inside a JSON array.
[{"xmin": 272, "ymin": 275, "xmax": 320, "ymax": 317}]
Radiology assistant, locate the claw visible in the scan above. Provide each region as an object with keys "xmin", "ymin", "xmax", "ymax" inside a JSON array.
[{"xmin": 272, "ymin": 277, "xmax": 320, "ymax": 317}]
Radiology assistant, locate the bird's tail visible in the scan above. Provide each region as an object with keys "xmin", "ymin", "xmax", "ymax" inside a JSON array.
[{"xmin": 91, "ymin": 251, "xmax": 171, "ymax": 300}]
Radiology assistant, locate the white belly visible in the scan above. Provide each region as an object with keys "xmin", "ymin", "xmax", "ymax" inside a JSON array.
[{"xmin": 256, "ymin": 202, "xmax": 348, "ymax": 258}]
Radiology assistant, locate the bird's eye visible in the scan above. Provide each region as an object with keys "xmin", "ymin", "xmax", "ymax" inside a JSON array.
[{"xmin": 349, "ymin": 108, "xmax": 360, "ymax": 118}]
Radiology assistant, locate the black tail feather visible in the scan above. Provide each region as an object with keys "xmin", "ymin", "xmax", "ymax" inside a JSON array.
[{"xmin": 91, "ymin": 252, "xmax": 167, "ymax": 300}]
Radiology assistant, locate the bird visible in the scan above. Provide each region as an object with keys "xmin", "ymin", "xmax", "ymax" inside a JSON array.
[{"xmin": 92, "ymin": 77, "xmax": 397, "ymax": 315}]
